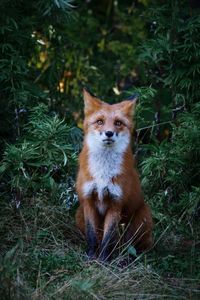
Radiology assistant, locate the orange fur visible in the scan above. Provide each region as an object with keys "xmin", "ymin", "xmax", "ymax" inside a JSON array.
[{"xmin": 76, "ymin": 89, "xmax": 153, "ymax": 260}]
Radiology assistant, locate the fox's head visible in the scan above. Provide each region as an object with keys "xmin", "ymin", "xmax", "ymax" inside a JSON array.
[{"xmin": 83, "ymin": 89, "xmax": 137, "ymax": 152}]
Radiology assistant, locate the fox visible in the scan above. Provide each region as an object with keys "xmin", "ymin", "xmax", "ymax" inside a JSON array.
[{"xmin": 75, "ymin": 88, "xmax": 153, "ymax": 261}]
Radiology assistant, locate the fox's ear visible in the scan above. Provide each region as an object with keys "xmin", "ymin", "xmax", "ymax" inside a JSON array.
[
  {"xmin": 120, "ymin": 95, "xmax": 138, "ymax": 117},
  {"xmin": 83, "ymin": 88, "xmax": 102, "ymax": 115}
]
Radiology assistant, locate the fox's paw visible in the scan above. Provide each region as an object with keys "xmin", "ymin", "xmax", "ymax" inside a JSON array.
[{"xmin": 86, "ymin": 249, "xmax": 97, "ymax": 261}]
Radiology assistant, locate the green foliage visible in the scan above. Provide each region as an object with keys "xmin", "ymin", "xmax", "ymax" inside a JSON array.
[
  {"xmin": 0, "ymin": 0, "xmax": 148, "ymax": 150},
  {"xmin": 124, "ymin": 86, "xmax": 157, "ymax": 128},
  {"xmin": 141, "ymin": 112, "xmax": 200, "ymax": 221},
  {"xmin": 29, "ymin": 1, "xmax": 149, "ymax": 113},
  {"xmin": 137, "ymin": 1, "xmax": 200, "ymax": 227},
  {"xmin": 0, "ymin": 0, "xmax": 75, "ymax": 152},
  {"xmin": 140, "ymin": 1, "xmax": 200, "ymax": 104},
  {"xmin": 0, "ymin": 105, "xmax": 79, "ymax": 203}
]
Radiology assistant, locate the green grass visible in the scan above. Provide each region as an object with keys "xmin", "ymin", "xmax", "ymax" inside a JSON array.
[{"xmin": 0, "ymin": 196, "xmax": 199, "ymax": 300}]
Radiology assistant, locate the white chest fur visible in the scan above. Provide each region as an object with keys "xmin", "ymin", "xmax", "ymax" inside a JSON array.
[
  {"xmin": 86, "ymin": 148, "xmax": 123, "ymax": 201},
  {"xmin": 82, "ymin": 132, "xmax": 130, "ymax": 207}
]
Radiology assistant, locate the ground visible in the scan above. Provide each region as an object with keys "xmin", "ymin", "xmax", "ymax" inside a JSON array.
[{"xmin": 0, "ymin": 196, "xmax": 199, "ymax": 300}]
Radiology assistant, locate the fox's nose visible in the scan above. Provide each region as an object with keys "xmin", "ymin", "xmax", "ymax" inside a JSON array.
[{"xmin": 105, "ymin": 131, "xmax": 114, "ymax": 138}]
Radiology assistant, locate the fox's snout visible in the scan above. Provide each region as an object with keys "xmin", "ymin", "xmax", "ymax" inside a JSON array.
[
  {"xmin": 99, "ymin": 130, "xmax": 117, "ymax": 146},
  {"xmin": 86, "ymin": 128, "xmax": 129, "ymax": 150},
  {"xmin": 102, "ymin": 130, "xmax": 116, "ymax": 146},
  {"xmin": 105, "ymin": 131, "xmax": 114, "ymax": 138}
]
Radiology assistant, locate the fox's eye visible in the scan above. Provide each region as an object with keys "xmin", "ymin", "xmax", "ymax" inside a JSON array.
[
  {"xmin": 97, "ymin": 119, "xmax": 104, "ymax": 125},
  {"xmin": 114, "ymin": 120, "xmax": 122, "ymax": 127}
]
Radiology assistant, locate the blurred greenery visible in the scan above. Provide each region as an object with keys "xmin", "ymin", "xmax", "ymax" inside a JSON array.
[{"xmin": 0, "ymin": 0, "xmax": 200, "ymax": 298}]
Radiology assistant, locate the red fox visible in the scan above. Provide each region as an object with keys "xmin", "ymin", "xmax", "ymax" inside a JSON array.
[{"xmin": 76, "ymin": 89, "xmax": 153, "ymax": 261}]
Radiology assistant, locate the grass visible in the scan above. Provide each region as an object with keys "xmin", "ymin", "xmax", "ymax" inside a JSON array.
[{"xmin": 0, "ymin": 195, "xmax": 199, "ymax": 300}]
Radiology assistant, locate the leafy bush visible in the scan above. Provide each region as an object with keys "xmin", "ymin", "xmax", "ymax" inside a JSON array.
[
  {"xmin": 140, "ymin": 2, "xmax": 200, "ymax": 105},
  {"xmin": 137, "ymin": 1, "xmax": 200, "ymax": 226},
  {"xmin": 0, "ymin": 104, "xmax": 81, "ymax": 206},
  {"xmin": 141, "ymin": 103, "xmax": 200, "ymax": 222},
  {"xmin": 0, "ymin": 0, "xmax": 75, "ymax": 155}
]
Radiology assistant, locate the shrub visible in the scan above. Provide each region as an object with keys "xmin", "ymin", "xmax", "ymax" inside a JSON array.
[
  {"xmin": 0, "ymin": 104, "xmax": 81, "ymax": 206},
  {"xmin": 137, "ymin": 1, "xmax": 200, "ymax": 226}
]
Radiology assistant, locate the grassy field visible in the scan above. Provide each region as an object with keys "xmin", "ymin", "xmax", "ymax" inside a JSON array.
[{"xmin": 0, "ymin": 195, "xmax": 199, "ymax": 300}]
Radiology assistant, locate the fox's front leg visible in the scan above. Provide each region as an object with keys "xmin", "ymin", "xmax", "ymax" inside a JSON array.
[
  {"xmin": 83, "ymin": 200, "xmax": 99, "ymax": 260},
  {"xmin": 99, "ymin": 209, "xmax": 121, "ymax": 261}
]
